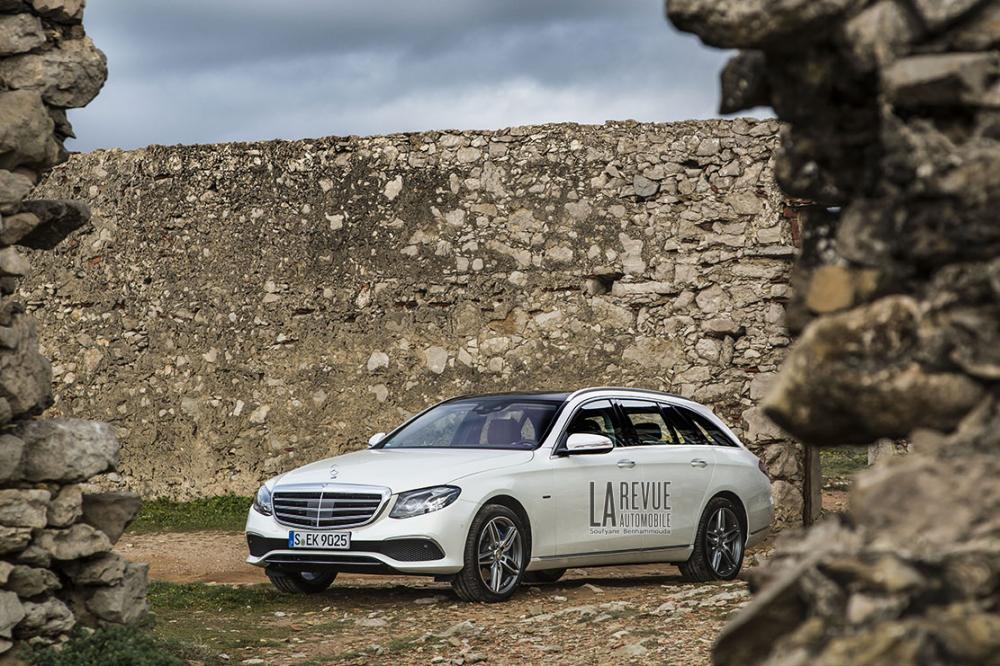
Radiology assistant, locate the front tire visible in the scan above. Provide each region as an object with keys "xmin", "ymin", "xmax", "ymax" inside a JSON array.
[
  {"xmin": 266, "ymin": 568, "xmax": 337, "ymax": 594},
  {"xmin": 679, "ymin": 496, "xmax": 745, "ymax": 582},
  {"xmin": 451, "ymin": 505, "xmax": 527, "ymax": 602}
]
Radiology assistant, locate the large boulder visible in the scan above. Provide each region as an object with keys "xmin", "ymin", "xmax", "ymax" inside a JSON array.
[
  {"xmin": 0, "ymin": 90, "xmax": 61, "ymax": 171},
  {"xmin": 80, "ymin": 562, "xmax": 148, "ymax": 625},
  {"xmin": 15, "ymin": 418, "xmax": 118, "ymax": 482}
]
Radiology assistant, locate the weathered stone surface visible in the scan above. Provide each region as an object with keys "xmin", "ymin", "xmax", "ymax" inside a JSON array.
[
  {"xmin": 28, "ymin": 0, "xmax": 85, "ymax": 23},
  {"xmin": 763, "ymin": 297, "xmax": 985, "ymax": 445},
  {"xmin": 33, "ymin": 524, "xmax": 110, "ymax": 560},
  {"xmin": 668, "ymin": 0, "xmax": 864, "ymax": 48},
  {"xmin": 13, "ymin": 199, "xmax": 90, "ymax": 249},
  {"xmin": 0, "ymin": 13, "xmax": 44, "ymax": 57},
  {"xmin": 0, "ymin": 489, "xmax": 49, "ymax": 528},
  {"xmin": 15, "ymin": 596, "xmax": 73, "ymax": 638},
  {"xmin": 31, "ymin": 119, "xmax": 805, "ymax": 518},
  {"xmin": 0, "ymin": 434, "xmax": 22, "ymax": 484},
  {"xmin": 58, "ymin": 552, "xmax": 125, "ymax": 586},
  {"xmin": 0, "ymin": 37, "xmax": 107, "ymax": 108},
  {"xmin": 81, "ymin": 562, "xmax": 148, "ymax": 625},
  {"xmin": 46, "ymin": 484, "xmax": 81, "ymax": 527},
  {"xmin": 80, "ymin": 492, "xmax": 140, "ymax": 543},
  {"xmin": 0, "ymin": 526, "xmax": 30, "ymax": 556},
  {"xmin": 0, "ymin": 590, "xmax": 23, "ymax": 641},
  {"xmin": 0, "ymin": 169, "xmax": 34, "ymax": 212},
  {"xmin": 4, "ymin": 565, "xmax": 60, "ymax": 597},
  {"xmin": 0, "ymin": 312, "xmax": 51, "ymax": 419},
  {"xmin": 15, "ymin": 418, "xmax": 118, "ymax": 482},
  {"xmin": 667, "ymin": 0, "xmax": 1000, "ymax": 661},
  {"xmin": 0, "ymin": 90, "xmax": 60, "ymax": 171},
  {"xmin": 719, "ymin": 50, "xmax": 769, "ymax": 114}
]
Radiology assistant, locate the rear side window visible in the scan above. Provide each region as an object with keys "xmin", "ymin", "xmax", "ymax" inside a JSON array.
[
  {"xmin": 618, "ymin": 400, "xmax": 675, "ymax": 446},
  {"xmin": 662, "ymin": 406, "xmax": 707, "ymax": 445},
  {"xmin": 566, "ymin": 400, "xmax": 626, "ymax": 447},
  {"xmin": 674, "ymin": 406, "xmax": 738, "ymax": 447}
]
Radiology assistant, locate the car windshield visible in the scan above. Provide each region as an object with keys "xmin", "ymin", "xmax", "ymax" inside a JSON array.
[{"xmin": 380, "ymin": 397, "xmax": 562, "ymax": 450}]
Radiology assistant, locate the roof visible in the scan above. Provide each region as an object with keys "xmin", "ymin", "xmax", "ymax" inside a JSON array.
[{"xmin": 448, "ymin": 387, "xmax": 685, "ymax": 404}]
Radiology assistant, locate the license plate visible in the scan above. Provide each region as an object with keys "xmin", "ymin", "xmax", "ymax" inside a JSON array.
[{"xmin": 288, "ymin": 531, "xmax": 351, "ymax": 549}]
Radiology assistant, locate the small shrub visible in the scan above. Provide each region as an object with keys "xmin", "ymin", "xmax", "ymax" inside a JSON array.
[{"xmin": 28, "ymin": 627, "xmax": 184, "ymax": 666}]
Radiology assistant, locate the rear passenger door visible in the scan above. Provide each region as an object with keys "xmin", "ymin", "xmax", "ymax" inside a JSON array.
[{"xmin": 615, "ymin": 400, "xmax": 716, "ymax": 549}]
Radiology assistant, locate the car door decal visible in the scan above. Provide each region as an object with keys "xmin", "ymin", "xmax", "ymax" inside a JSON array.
[{"xmin": 588, "ymin": 480, "xmax": 672, "ymax": 535}]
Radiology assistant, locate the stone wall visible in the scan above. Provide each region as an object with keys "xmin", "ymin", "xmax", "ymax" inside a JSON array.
[
  {"xmin": 667, "ymin": 0, "xmax": 999, "ymax": 664},
  {"xmin": 0, "ymin": 0, "xmax": 147, "ymax": 656},
  {"xmin": 29, "ymin": 118, "xmax": 807, "ymax": 521}
]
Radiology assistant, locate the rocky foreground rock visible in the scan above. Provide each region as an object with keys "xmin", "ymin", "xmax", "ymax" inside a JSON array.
[
  {"xmin": 0, "ymin": 0, "xmax": 147, "ymax": 655},
  {"xmin": 666, "ymin": 0, "xmax": 999, "ymax": 664}
]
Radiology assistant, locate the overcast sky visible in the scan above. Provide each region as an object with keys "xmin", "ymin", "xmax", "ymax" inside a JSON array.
[{"xmin": 69, "ymin": 0, "xmax": 734, "ymax": 152}]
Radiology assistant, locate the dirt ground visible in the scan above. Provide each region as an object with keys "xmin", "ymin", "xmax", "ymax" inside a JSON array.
[
  {"xmin": 118, "ymin": 536, "xmax": 766, "ymax": 665},
  {"xmin": 118, "ymin": 492, "xmax": 848, "ymax": 665}
]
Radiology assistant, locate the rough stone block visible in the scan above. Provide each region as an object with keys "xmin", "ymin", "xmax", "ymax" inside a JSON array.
[
  {"xmin": 58, "ymin": 552, "xmax": 126, "ymax": 586},
  {"xmin": 0, "ymin": 434, "xmax": 23, "ymax": 484},
  {"xmin": 0, "ymin": 526, "xmax": 31, "ymax": 556},
  {"xmin": 0, "ymin": 37, "xmax": 107, "ymax": 109},
  {"xmin": 0, "ymin": 590, "xmax": 24, "ymax": 640},
  {"xmin": 29, "ymin": 0, "xmax": 86, "ymax": 23},
  {"xmin": 33, "ymin": 524, "xmax": 110, "ymax": 561},
  {"xmin": 0, "ymin": 90, "xmax": 60, "ymax": 171},
  {"xmin": 16, "ymin": 418, "xmax": 118, "ymax": 482},
  {"xmin": 5, "ymin": 565, "xmax": 61, "ymax": 598},
  {"xmin": 15, "ymin": 596, "xmax": 74, "ymax": 638},
  {"xmin": 46, "ymin": 484, "xmax": 82, "ymax": 527},
  {"xmin": 0, "ymin": 13, "xmax": 44, "ymax": 57},
  {"xmin": 0, "ymin": 488, "xmax": 50, "ymax": 528},
  {"xmin": 80, "ymin": 492, "xmax": 141, "ymax": 543},
  {"xmin": 883, "ymin": 52, "xmax": 1000, "ymax": 108},
  {"xmin": 82, "ymin": 562, "xmax": 148, "ymax": 625},
  {"xmin": 0, "ymin": 313, "xmax": 52, "ymax": 420}
]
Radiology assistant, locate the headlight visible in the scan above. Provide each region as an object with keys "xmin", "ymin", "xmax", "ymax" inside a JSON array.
[
  {"xmin": 390, "ymin": 486, "xmax": 461, "ymax": 519},
  {"xmin": 252, "ymin": 485, "xmax": 273, "ymax": 516}
]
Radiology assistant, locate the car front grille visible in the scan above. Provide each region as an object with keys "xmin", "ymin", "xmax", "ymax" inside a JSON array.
[{"xmin": 272, "ymin": 486, "xmax": 388, "ymax": 529}]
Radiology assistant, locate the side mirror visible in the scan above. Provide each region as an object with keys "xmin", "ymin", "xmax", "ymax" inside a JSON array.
[
  {"xmin": 368, "ymin": 432, "xmax": 386, "ymax": 448},
  {"xmin": 565, "ymin": 433, "xmax": 614, "ymax": 455}
]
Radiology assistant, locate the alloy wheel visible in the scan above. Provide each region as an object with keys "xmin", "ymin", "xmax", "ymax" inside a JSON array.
[
  {"xmin": 477, "ymin": 516, "xmax": 522, "ymax": 594},
  {"xmin": 706, "ymin": 507, "xmax": 742, "ymax": 577}
]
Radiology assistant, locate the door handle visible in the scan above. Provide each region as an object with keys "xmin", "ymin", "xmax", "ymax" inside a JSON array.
[
  {"xmin": 690, "ymin": 459, "xmax": 708, "ymax": 468},
  {"xmin": 616, "ymin": 459, "xmax": 636, "ymax": 469}
]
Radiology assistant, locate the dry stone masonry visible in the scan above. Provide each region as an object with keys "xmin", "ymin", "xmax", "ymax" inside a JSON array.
[
  {"xmin": 29, "ymin": 119, "xmax": 810, "ymax": 522},
  {"xmin": 0, "ymin": 0, "xmax": 147, "ymax": 655},
  {"xmin": 667, "ymin": 0, "xmax": 999, "ymax": 664}
]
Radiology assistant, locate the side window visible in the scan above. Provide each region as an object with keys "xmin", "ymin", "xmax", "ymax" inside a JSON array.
[
  {"xmin": 675, "ymin": 407, "xmax": 737, "ymax": 447},
  {"xmin": 618, "ymin": 400, "xmax": 676, "ymax": 446},
  {"xmin": 565, "ymin": 400, "xmax": 625, "ymax": 447},
  {"xmin": 663, "ymin": 406, "xmax": 708, "ymax": 445}
]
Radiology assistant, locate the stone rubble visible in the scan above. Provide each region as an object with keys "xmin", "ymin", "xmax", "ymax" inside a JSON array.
[
  {"xmin": 0, "ymin": 0, "xmax": 148, "ymax": 655},
  {"xmin": 666, "ymin": 0, "xmax": 999, "ymax": 664},
  {"xmin": 32, "ymin": 118, "xmax": 810, "ymax": 523}
]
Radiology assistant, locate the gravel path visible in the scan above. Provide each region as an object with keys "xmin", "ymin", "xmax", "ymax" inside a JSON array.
[{"xmin": 118, "ymin": 531, "xmax": 764, "ymax": 664}]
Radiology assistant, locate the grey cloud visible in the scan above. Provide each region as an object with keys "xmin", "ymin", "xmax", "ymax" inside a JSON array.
[{"xmin": 69, "ymin": 0, "xmax": 738, "ymax": 151}]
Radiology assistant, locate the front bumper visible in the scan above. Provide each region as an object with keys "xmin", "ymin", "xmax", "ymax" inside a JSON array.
[{"xmin": 245, "ymin": 498, "xmax": 475, "ymax": 575}]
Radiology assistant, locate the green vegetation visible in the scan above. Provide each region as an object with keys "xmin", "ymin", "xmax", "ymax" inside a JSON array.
[
  {"xmin": 820, "ymin": 446, "xmax": 868, "ymax": 481},
  {"xmin": 25, "ymin": 627, "xmax": 186, "ymax": 666},
  {"xmin": 128, "ymin": 495, "xmax": 251, "ymax": 534},
  {"xmin": 149, "ymin": 581, "xmax": 287, "ymax": 612}
]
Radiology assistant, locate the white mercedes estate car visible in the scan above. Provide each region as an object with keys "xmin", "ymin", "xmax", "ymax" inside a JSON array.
[{"xmin": 245, "ymin": 388, "xmax": 773, "ymax": 602}]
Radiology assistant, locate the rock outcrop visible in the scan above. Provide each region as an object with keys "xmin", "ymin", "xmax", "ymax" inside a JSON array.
[
  {"xmin": 666, "ymin": 0, "xmax": 999, "ymax": 664},
  {"xmin": 0, "ymin": 0, "xmax": 147, "ymax": 655}
]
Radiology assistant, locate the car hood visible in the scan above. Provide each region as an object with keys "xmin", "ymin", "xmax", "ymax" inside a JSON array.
[{"xmin": 272, "ymin": 448, "xmax": 534, "ymax": 493}]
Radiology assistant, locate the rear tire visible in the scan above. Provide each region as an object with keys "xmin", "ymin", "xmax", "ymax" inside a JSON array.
[
  {"xmin": 524, "ymin": 568, "xmax": 566, "ymax": 584},
  {"xmin": 266, "ymin": 568, "xmax": 337, "ymax": 594},
  {"xmin": 679, "ymin": 496, "xmax": 745, "ymax": 583},
  {"xmin": 451, "ymin": 504, "xmax": 527, "ymax": 603}
]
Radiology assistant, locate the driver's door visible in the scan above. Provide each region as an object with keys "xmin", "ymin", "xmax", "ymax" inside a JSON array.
[{"xmin": 551, "ymin": 399, "xmax": 646, "ymax": 556}]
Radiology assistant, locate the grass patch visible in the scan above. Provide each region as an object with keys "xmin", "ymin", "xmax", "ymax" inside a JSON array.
[
  {"xmin": 149, "ymin": 581, "xmax": 284, "ymax": 612},
  {"xmin": 820, "ymin": 446, "xmax": 868, "ymax": 480},
  {"xmin": 128, "ymin": 495, "xmax": 251, "ymax": 534}
]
